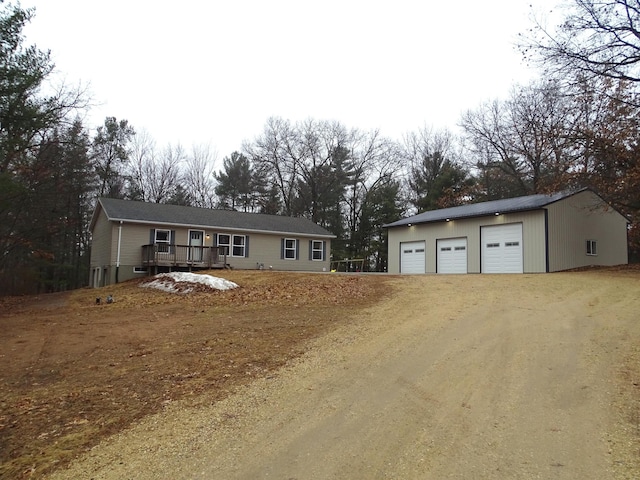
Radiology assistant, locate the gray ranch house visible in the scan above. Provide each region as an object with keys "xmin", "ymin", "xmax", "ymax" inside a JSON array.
[
  {"xmin": 89, "ymin": 198, "xmax": 335, "ymax": 287},
  {"xmin": 384, "ymin": 189, "xmax": 628, "ymax": 274}
]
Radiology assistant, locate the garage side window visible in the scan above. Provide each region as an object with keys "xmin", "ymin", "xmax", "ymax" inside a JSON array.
[{"xmin": 586, "ymin": 239, "xmax": 597, "ymax": 256}]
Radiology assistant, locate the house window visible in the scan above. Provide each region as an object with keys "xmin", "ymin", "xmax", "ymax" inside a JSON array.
[
  {"xmin": 311, "ymin": 240, "xmax": 324, "ymax": 261},
  {"xmin": 284, "ymin": 238, "xmax": 297, "ymax": 260},
  {"xmin": 232, "ymin": 235, "xmax": 246, "ymax": 257},
  {"xmin": 586, "ymin": 239, "xmax": 597, "ymax": 256},
  {"xmin": 217, "ymin": 234, "xmax": 230, "ymax": 255},
  {"xmin": 216, "ymin": 234, "xmax": 247, "ymax": 257},
  {"xmin": 155, "ymin": 229, "xmax": 170, "ymax": 253}
]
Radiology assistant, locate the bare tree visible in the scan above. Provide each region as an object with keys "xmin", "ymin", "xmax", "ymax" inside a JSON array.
[
  {"xmin": 128, "ymin": 135, "xmax": 185, "ymax": 203},
  {"xmin": 344, "ymin": 129, "xmax": 399, "ymax": 231},
  {"xmin": 243, "ymin": 117, "xmax": 300, "ymax": 216},
  {"xmin": 460, "ymin": 81, "xmax": 573, "ymax": 198},
  {"xmin": 183, "ymin": 144, "xmax": 218, "ymax": 208},
  {"xmin": 127, "ymin": 130, "xmax": 156, "ymax": 201},
  {"xmin": 521, "ymin": 0, "xmax": 640, "ymax": 84}
]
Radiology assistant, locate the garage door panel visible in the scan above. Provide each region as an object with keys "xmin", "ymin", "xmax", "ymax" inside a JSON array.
[
  {"xmin": 437, "ymin": 238, "xmax": 467, "ymax": 274},
  {"xmin": 401, "ymin": 241, "xmax": 425, "ymax": 274},
  {"xmin": 481, "ymin": 224, "xmax": 523, "ymax": 273}
]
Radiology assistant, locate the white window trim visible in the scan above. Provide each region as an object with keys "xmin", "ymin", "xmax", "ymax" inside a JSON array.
[
  {"xmin": 217, "ymin": 234, "xmax": 230, "ymax": 256},
  {"xmin": 312, "ymin": 240, "xmax": 324, "ymax": 261},
  {"xmin": 217, "ymin": 233, "xmax": 246, "ymax": 257},
  {"xmin": 586, "ymin": 239, "xmax": 598, "ymax": 256},
  {"xmin": 284, "ymin": 238, "xmax": 297, "ymax": 260},
  {"xmin": 155, "ymin": 228, "xmax": 171, "ymax": 253},
  {"xmin": 232, "ymin": 234, "xmax": 246, "ymax": 257}
]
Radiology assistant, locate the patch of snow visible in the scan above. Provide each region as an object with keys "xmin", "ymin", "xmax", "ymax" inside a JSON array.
[{"xmin": 140, "ymin": 272, "xmax": 238, "ymax": 294}]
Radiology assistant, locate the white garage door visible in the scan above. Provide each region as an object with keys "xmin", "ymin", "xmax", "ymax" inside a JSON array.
[
  {"xmin": 401, "ymin": 241, "xmax": 426, "ymax": 274},
  {"xmin": 481, "ymin": 223, "xmax": 523, "ymax": 273},
  {"xmin": 437, "ymin": 238, "xmax": 467, "ymax": 274}
]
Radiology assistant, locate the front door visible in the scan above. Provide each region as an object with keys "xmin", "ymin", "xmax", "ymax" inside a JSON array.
[{"xmin": 189, "ymin": 230, "xmax": 204, "ymax": 262}]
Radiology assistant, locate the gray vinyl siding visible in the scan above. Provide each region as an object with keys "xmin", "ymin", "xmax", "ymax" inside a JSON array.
[
  {"xmin": 215, "ymin": 232, "xmax": 330, "ymax": 272},
  {"xmin": 89, "ymin": 209, "xmax": 115, "ymax": 286},
  {"xmin": 90, "ymin": 208, "xmax": 113, "ymax": 268},
  {"xmin": 92, "ymin": 221, "xmax": 332, "ymax": 285},
  {"xmin": 387, "ymin": 210, "xmax": 546, "ymax": 274},
  {"xmin": 90, "ymin": 199, "xmax": 335, "ymax": 286},
  {"xmin": 546, "ymin": 190, "xmax": 628, "ymax": 271}
]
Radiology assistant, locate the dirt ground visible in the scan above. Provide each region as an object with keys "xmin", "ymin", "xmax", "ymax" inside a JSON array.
[
  {"xmin": 2, "ymin": 269, "xmax": 640, "ymax": 479},
  {"xmin": 0, "ymin": 271, "xmax": 387, "ymax": 479}
]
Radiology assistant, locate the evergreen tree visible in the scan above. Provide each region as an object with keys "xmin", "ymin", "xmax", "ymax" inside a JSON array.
[
  {"xmin": 356, "ymin": 178, "xmax": 403, "ymax": 271},
  {"xmin": 0, "ymin": 3, "xmax": 87, "ymax": 293},
  {"xmin": 92, "ymin": 116, "xmax": 135, "ymax": 198},
  {"xmin": 214, "ymin": 152, "xmax": 255, "ymax": 211}
]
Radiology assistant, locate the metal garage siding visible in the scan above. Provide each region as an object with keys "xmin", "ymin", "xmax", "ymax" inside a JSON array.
[
  {"xmin": 481, "ymin": 223, "xmax": 523, "ymax": 273},
  {"xmin": 545, "ymin": 190, "xmax": 629, "ymax": 271},
  {"xmin": 386, "ymin": 210, "xmax": 546, "ymax": 274},
  {"xmin": 437, "ymin": 238, "xmax": 467, "ymax": 274},
  {"xmin": 401, "ymin": 241, "xmax": 426, "ymax": 274}
]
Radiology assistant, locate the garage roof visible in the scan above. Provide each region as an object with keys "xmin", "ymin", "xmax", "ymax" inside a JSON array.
[
  {"xmin": 92, "ymin": 197, "xmax": 335, "ymax": 238},
  {"xmin": 384, "ymin": 189, "xmax": 587, "ymax": 228}
]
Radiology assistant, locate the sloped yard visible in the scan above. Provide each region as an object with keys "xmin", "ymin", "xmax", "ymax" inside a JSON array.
[
  {"xmin": 1, "ymin": 269, "xmax": 639, "ymax": 479},
  {"xmin": 0, "ymin": 271, "xmax": 388, "ymax": 479}
]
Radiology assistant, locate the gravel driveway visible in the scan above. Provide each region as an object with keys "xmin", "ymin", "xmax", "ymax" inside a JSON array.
[{"xmin": 48, "ymin": 272, "xmax": 640, "ymax": 479}]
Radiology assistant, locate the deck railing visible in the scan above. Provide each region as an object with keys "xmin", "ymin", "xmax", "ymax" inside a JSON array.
[{"xmin": 142, "ymin": 244, "xmax": 226, "ymax": 269}]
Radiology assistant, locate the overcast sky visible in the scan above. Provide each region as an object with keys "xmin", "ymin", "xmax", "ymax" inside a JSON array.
[{"xmin": 21, "ymin": 0, "xmax": 559, "ymax": 164}]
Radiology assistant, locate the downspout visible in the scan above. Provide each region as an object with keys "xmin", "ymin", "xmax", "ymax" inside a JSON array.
[
  {"xmin": 544, "ymin": 209, "xmax": 550, "ymax": 273},
  {"xmin": 116, "ymin": 221, "xmax": 123, "ymax": 283}
]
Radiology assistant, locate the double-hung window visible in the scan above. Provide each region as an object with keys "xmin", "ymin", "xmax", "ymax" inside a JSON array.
[
  {"xmin": 284, "ymin": 238, "xmax": 297, "ymax": 260},
  {"xmin": 311, "ymin": 240, "xmax": 324, "ymax": 261},
  {"xmin": 232, "ymin": 235, "xmax": 246, "ymax": 257},
  {"xmin": 217, "ymin": 234, "xmax": 230, "ymax": 256},
  {"xmin": 155, "ymin": 229, "xmax": 171, "ymax": 253},
  {"xmin": 217, "ymin": 234, "xmax": 247, "ymax": 257}
]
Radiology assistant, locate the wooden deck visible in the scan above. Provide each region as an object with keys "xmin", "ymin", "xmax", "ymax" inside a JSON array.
[{"xmin": 142, "ymin": 244, "xmax": 227, "ymax": 271}]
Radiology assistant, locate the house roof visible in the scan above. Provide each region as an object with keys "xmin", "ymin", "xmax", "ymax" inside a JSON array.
[
  {"xmin": 384, "ymin": 189, "xmax": 591, "ymax": 228},
  {"xmin": 92, "ymin": 198, "xmax": 335, "ymax": 238}
]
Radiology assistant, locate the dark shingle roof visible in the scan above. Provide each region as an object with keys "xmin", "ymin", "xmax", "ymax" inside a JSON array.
[
  {"xmin": 384, "ymin": 189, "xmax": 587, "ymax": 228},
  {"xmin": 95, "ymin": 198, "xmax": 335, "ymax": 238}
]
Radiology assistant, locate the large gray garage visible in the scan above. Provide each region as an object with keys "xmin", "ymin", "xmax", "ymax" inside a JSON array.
[{"xmin": 384, "ymin": 189, "xmax": 629, "ymax": 274}]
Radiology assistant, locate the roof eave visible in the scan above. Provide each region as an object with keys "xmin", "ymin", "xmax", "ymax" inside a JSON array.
[
  {"xmin": 88, "ymin": 198, "xmax": 105, "ymax": 232},
  {"xmin": 384, "ymin": 206, "xmax": 545, "ymax": 228},
  {"xmin": 106, "ymin": 217, "xmax": 336, "ymax": 239}
]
